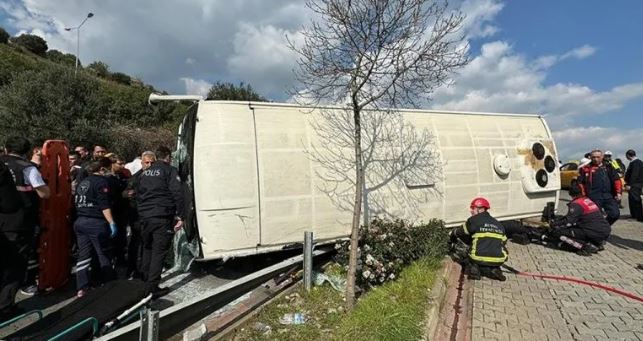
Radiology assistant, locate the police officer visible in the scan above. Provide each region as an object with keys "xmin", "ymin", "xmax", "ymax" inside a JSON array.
[
  {"xmin": 136, "ymin": 146, "xmax": 184, "ymax": 298},
  {"xmin": 125, "ymin": 151, "xmax": 156, "ymax": 279},
  {"xmin": 0, "ymin": 137, "xmax": 50, "ymax": 297},
  {"xmin": 73, "ymin": 157, "xmax": 117, "ymax": 298},
  {"xmin": 548, "ymin": 182, "xmax": 611, "ymax": 255},
  {"xmin": 0, "ymin": 159, "xmax": 27, "ymax": 320},
  {"xmin": 451, "ymin": 197, "xmax": 507, "ymax": 281}
]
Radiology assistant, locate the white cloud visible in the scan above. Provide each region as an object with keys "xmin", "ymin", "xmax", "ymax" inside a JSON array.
[
  {"xmin": 534, "ymin": 44, "xmax": 597, "ymax": 69},
  {"xmin": 227, "ymin": 23, "xmax": 303, "ymax": 97},
  {"xmin": 180, "ymin": 77, "xmax": 212, "ymax": 98},
  {"xmin": 553, "ymin": 127, "xmax": 643, "ymax": 161},
  {"xmin": 185, "ymin": 57, "xmax": 196, "ymax": 65},
  {"xmin": 561, "ymin": 44, "xmax": 596, "ymax": 60},
  {"xmin": 460, "ymin": 0, "xmax": 504, "ymax": 39},
  {"xmin": 431, "ymin": 41, "xmax": 643, "ymax": 129}
]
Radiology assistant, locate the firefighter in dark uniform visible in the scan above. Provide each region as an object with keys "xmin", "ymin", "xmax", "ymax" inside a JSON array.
[
  {"xmin": 73, "ymin": 157, "xmax": 117, "ymax": 298},
  {"xmin": 451, "ymin": 197, "xmax": 507, "ymax": 281},
  {"xmin": 136, "ymin": 146, "xmax": 184, "ymax": 298},
  {"xmin": 548, "ymin": 182, "xmax": 611, "ymax": 255},
  {"xmin": 578, "ymin": 149, "xmax": 622, "ymax": 225},
  {"xmin": 0, "ymin": 137, "xmax": 50, "ymax": 298}
]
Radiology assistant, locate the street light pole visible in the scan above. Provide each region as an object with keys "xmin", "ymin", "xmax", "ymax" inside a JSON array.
[{"xmin": 65, "ymin": 12, "xmax": 94, "ymax": 75}]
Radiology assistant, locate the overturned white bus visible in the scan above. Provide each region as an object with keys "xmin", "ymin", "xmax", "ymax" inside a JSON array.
[{"xmin": 154, "ymin": 95, "xmax": 560, "ymax": 261}]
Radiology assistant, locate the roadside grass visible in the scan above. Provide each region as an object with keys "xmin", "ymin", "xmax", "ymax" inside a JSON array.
[
  {"xmin": 224, "ymin": 257, "xmax": 442, "ymax": 341},
  {"xmin": 335, "ymin": 257, "xmax": 442, "ymax": 341}
]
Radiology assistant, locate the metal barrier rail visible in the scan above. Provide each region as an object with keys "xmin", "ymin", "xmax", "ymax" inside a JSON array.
[
  {"xmin": 0, "ymin": 310, "xmax": 43, "ymax": 329},
  {"xmin": 96, "ymin": 248, "xmax": 332, "ymax": 340}
]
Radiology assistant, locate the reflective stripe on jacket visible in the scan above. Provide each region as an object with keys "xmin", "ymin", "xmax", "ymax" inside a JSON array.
[{"xmin": 462, "ymin": 211, "xmax": 508, "ymax": 266}]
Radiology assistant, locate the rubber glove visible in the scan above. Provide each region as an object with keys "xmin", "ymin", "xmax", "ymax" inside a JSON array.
[{"xmin": 109, "ymin": 223, "xmax": 118, "ymax": 238}]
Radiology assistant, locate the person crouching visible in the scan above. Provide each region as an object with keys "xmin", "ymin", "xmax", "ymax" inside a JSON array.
[
  {"xmin": 451, "ymin": 197, "xmax": 508, "ymax": 281},
  {"xmin": 548, "ymin": 182, "xmax": 611, "ymax": 255}
]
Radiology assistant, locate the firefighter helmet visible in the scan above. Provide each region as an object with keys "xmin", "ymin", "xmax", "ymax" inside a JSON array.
[{"xmin": 470, "ymin": 197, "xmax": 491, "ymax": 210}]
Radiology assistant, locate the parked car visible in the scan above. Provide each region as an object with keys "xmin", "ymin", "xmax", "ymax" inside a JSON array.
[{"xmin": 560, "ymin": 162, "xmax": 580, "ymax": 189}]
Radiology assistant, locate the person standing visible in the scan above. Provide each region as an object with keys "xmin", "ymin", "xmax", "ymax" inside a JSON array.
[
  {"xmin": 0, "ymin": 158, "xmax": 28, "ymax": 320},
  {"xmin": 69, "ymin": 151, "xmax": 83, "ymax": 194},
  {"xmin": 0, "ymin": 137, "xmax": 50, "ymax": 296},
  {"xmin": 73, "ymin": 157, "xmax": 117, "ymax": 297},
  {"xmin": 625, "ymin": 149, "xmax": 643, "ymax": 222},
  {"xmin": 578, "ymin": 150, "xmax": 622, "ymax": 225},
  {"xmin": 105, "ymin": 154, "xmax": 131, "ymax": 269},
  {"xmin": 125, "ymin": 151, "xmax": 156, "ymax": 279},
  {"xmin": 74, "ymin": 146, "xmax": 90, "ymax": 163},
  {"xmin": 136, "ymin": 147, "xmax": 184, "ymax": 297}
]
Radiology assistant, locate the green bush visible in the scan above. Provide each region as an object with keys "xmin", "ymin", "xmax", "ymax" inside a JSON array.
[
  {"xmin": 335, "ymin": 218, "xmax": 448, "ymax": 289},
  {"xmin": 11, "ymin": 34, "xmax": 48, "ymax": 56},
  {"xmin": 206, "ymin": 81, "xmax": 268, "ymax": 101},
  {"xmin": 87, "ymin": 61, "xmax": 110, "ymax": 78},
  {"xmin": 0, "ymin": 27, "xmax": 9, "ymax": 44},
  {"xmin": 46, "ymin": 49, "xmax": 78, "ymax": 67},
  {"xmin": 110, "ymin": 72, "xmax": 131, "ymax": 85},
  {"xmin": 0, "ymin": 65, "xmax": 185, "ymax": 157},
  {"xmin": 107, "ymin": 125, "xmax": 176, "ymax": 161}
]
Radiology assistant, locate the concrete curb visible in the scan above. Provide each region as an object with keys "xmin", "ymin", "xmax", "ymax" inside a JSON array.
[{"xmin": 422, "ymin": 258, "xmax": 455, "ymax": 340}]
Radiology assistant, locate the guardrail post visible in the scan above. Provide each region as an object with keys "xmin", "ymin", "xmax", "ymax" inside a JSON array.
[
  {"xmin": 304, "ymin": 231, "xmax": 313, "ymax": 292},
  {"xmin": 139, "ymin": 308, "xmax": 159, "ymax": 341}
]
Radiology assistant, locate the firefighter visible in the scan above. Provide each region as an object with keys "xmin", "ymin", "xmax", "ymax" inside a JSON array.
[
  {"xmin": 0, "ymin": 137, "xmax": 50, "ymax": 297},
  {"xmin": 604, "ymin": 151, "xmax": 624, "ymax": 177},
  {"xmin": 548, "ymin": 182, "xmax": 611, "ymax": 255},
  {"xmin": 577, "ymin": 149, "xmax": 622, "ymax": 225},
  {"xmin": 604, "ymin": 151, "xmax": 625, "ymax": 207},
  {"xmin": 451, "ymin": 197, "xmax": 507, "ymax": 281},
  {"xmin": 136, "ymin": 146, "xmax": 184, "ymax": 298},
  {"xmin": 73, "ymin": 157, "xmax": 117, "ymax": 298}
]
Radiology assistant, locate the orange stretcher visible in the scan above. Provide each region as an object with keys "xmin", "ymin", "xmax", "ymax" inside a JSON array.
[{"xmin": 38, "ymin": 140, "xmax": 72, "ymax": 291}]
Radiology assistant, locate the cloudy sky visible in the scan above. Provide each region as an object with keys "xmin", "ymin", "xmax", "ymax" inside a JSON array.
[{"xmin": 1, "ymin": 0, "xmax": 642, "ymax": 161}]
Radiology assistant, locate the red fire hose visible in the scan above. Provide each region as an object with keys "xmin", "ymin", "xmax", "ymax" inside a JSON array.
[{"xmin": 502, "ymin": 264, "xmax": 643, "ymax": 303}]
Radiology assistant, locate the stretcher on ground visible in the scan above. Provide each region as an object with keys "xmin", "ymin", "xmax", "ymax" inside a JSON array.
[{"xmin": 1, "ymin": 280, "xmax": 151, "ymax": 341}]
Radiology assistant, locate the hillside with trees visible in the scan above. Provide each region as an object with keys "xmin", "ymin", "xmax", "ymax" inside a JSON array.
[
  {"xmin": 0, "ymin": 29, "xmax": 271, "ymax": 160},
  {"xmin": 0, "ymin": 30, "xmax": 189, "ymax": 159}
]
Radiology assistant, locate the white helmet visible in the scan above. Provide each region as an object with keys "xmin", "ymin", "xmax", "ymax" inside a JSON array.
[
  {"xmin": 605, "ymin": 150, "xmax": 613, "ymax": 156},
  {"xmin": 579, "ymin": 158, "xmax": 591, "ymax": 167}
]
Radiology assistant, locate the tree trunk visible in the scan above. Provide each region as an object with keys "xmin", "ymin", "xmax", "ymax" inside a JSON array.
[{"xmin": 345, "ymin": 108, "xmax": 363, "ymax": 310}]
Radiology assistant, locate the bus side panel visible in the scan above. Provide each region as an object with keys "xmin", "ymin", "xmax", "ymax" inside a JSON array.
[
  {"xmin": 253, "ymin": 106, "xmax": 351, "ymax": 245},
  {"xmin": 193, "ymin": 103, "xmax": 260, "ymax": 258},
  {"xmin": 386, "ymin": 114, "xmax": 559, "ymax": 224}
]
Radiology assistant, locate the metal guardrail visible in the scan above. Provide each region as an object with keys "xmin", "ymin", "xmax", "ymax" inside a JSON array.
[
  {"xmin": 0, "ymin": 310, "xmax": 43, "ymax": 329},
  {"xmin": 48, "ymin": 317, "xmax": 99, "ymax": 341},
  {"xmin": 96, "ymin": 248, "xmax": 331, "ymax": 340}
]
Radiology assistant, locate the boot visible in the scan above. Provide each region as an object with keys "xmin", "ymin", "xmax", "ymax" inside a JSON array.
[
  {"xmin": 577, "ymin": 243, "xmax": 598, "ymax": 256},
  {"xmin": 511, "ymin": 233, "xmax": 530, "ymax": 245},
  {"xmin": 592, "ymin": 240, "xmax": 606, "ymax": 252},
  {"xmin": 489, "ymin": 267, "xmax": 506, "ymax": 281},
  {"xmin": 467, "ymin": 263, "xmax": 481, "ymax": 280}
]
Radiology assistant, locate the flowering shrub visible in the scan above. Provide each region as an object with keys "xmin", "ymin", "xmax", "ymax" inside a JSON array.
[{"xmin": 335, "ymin": 218, "xmax": 448, "ymax": 289}]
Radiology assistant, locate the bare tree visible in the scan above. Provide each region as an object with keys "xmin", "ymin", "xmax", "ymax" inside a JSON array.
[
  {"xmin": 306, "ymin": 108, "xmax": 443, "ymax": 222},
  {"xmin": 290, "ymin": 0, "xmax": 469, "ymax": 309}
]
